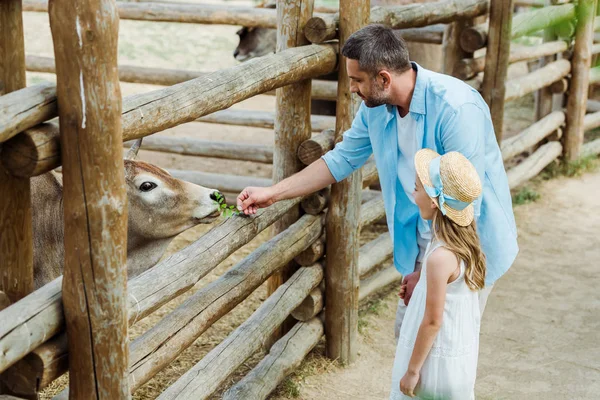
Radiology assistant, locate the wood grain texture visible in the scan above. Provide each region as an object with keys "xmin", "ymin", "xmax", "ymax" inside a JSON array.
[
  {"xmin": 501, "ymin": 111, "xmax": 565, "ymax": 161},
  {"xmin": 504, "ymin": 59, "xmax": 571, "ymax": 102},
  {"xmin": 507, "ymin": 141, "xmax": 563, "ymax": 189},
  {"xmin": 358, "ymin": 233, "xmax": 393, "ymax": 278}
]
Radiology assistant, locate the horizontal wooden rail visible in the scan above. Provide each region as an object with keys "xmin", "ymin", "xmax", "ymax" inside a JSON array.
[
  {"xmin": 590, "ymin": 66, "xmax": 600, "ymax": 84},
  {"xmin": 358, "ymin": 232, "xmax": 393, "ymax": 278},
  {"xmin": 582, "ymin": 138, "xmax": 600, "ymax": 157},
  {"xmin": 197, "ymin": 109, "xmax": 335, "ymax": 132},
  {"xmin": 1, "ymin": 44, "xmax": 337, "ymax": 177},
  {"xmin": 359, "ymin": 195, "xmax": 386, "ymax": 229},
  {"xmin": 507, "ymin": 141, "xmax": 563, "ymax": 189},
  {"xmin": 505, "ymin": 59, "xmax": 571, "ymax": 102},
  {"xmin": 359, "ymin": 266, "xmax": 402, "ymax": 302},
  {"xmin": 168, "ymin": 170, "xmax": 271, "ymax": 194},
  {"xmin": 584, "ymin": 110, "xmax": 600, "ymax": 131},
  {"xmin": 0, "ymin": 198, "xmax": 302, "ymax": 374},
  {"xmin": 501, "ymin": 111, "xmax": 565, "ymax": 161}
]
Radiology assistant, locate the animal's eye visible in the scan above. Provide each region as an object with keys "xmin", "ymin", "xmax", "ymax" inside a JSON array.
[{"xmin": 139, "ymin": 182, "xmax": 157, "ymax": 192}]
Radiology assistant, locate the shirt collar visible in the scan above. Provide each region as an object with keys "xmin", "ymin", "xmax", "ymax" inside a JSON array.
[{"xmin": 384, "ymin": 62, "xmax": 427, "ymax": 124}]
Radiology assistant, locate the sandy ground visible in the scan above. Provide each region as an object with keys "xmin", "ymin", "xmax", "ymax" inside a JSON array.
[{"xmin": 270, "ymin": 170, "xmax": 600, "ymax": 400}]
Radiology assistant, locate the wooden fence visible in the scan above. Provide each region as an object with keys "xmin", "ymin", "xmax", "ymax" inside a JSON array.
[{"xmin": 0, "ymin": 0, "xmax": 597, "ymax": 399}]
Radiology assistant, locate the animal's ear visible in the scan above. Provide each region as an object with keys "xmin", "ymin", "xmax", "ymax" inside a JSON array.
[{"xmin": 125, "ymin": 138, "xmax": 143, "ymax": 160}]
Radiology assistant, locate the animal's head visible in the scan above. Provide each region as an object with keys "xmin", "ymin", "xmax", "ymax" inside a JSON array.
[
  {"xmin": 233, "ymin": 2, "xmax": 277, "ymax": 62},
  {"xmin": 124, "ymin": 139, "xmax": 222, "ymax": 241}
]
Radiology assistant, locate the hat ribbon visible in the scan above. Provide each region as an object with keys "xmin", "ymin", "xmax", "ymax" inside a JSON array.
[{"xmin": 423, "ymin": 156, "xmax": 471, "ymax": 216}]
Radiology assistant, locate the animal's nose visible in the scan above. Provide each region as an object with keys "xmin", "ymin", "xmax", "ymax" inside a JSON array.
[{"xmin": 210, "ymin": 191, "xmax": 225, "ymax": 203}]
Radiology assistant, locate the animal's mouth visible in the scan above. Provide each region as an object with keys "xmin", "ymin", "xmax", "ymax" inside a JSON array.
[{"xmin": 195, "ymin": 209, "xmax": 221, "ymax": 223}]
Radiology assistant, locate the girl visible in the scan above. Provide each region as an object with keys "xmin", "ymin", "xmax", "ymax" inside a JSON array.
[{"xmin": 390, "ymin": 149, "xmax": 486, "ymax": 399}]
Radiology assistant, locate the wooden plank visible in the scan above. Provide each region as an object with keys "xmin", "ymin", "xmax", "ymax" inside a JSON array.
[
  {"xmin": 564, "ymin": 0, "xmax": 597, "ymax": 160},
  {"xmin": 198, "ymin": 109, "xmax": 335, "ymax": 132},
  {"xmin": 584, "ymin": 110, "xmax": 600, "ymax": 131},
  {"xmin": 325, "ymin": 0, "xmax": 369, "ymax": 366},
  {"xmin": 501, "ymin": 110, "xmax": 565, "ymax": 161},
  {"xmin": 49, "ymin": 0, "xmax": 130, "ymax": 397},
  {"xmin": 1, "ymin": 44, "xmax": 337, "ymax": 178},
  {"xmin": 504, "ymin": 60, "xmax": 571, "ymax": 102},
  {"xmin": 358, "ymin": 233, "xmax": 393, "ymax": 278},
  {"xmin": 507, "ymin": 141, "xmax": 563, "ymax": 189},
  {"xmin": 222, "ymin": 318, "xmax": 323, "ymax": 400},
  {"xmin": 0, "ymin": 0, "xmax": 34, "ymax": 310},
  {"xmin": 398, "ymin": 24, "xmax": 445, "ymax": 44},
  {"xmin": 358, "ymin": 266, "xmax": 402, "ymax": 302},
  {"xmin": 156, "ymin": 264, "xmax": 323, "ymax": 400},
  {"xmin": 481, "ymin": 0, "xmax": 514, "ymax": 144},
  {"xmin": 582, "ymin": 138, "xmax": 600, "ymax": 157}
]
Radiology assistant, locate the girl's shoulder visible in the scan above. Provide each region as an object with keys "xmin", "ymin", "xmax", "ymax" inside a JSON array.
[{"xmin": 426, "ymin": 246, "xmax": 460, "ymax": 280}]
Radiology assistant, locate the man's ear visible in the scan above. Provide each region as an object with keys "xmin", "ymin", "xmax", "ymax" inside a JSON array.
[{"xmin": 379, "ymin": 70, "xmax": 393, "ymax": 88}]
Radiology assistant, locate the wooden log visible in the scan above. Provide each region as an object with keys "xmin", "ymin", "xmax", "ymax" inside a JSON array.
[
  {"xmin": 294, "ymin": 233, "xmax": 326, "ymax": 266},
  {"xmin": 0, "ymin": 83, "xmax": 56, "ymax": 144},
  {"xmin": 222, "ymin": 317, "xmax": 323, "ymax": 400},
  {"xmin": 590, "ymin": 66, "xmax": 600, "ymax": 84},
  {"xmin": 398, "ymin": 24, "xmax": 445, "ymax": 44},
  {"xmin": 325, "ymin": 0, "xmax": 369, "ymax": 365},
  {"xmin": 514, "ymin": 0, "xmax": 545, "ymax": 7},
  {"xmin": 198, "ymin": 109, "xmax": 335, "ymax": 132},
  {"xmin": 584, "ymin": 110, "xmax": 600, "ymax": 131},
  {"xmin": 156, "ymin": 264, "xmax": 323, "ymax": 400},
  {"xmin": 125, "ymin": 135, "xmax": 274, "ymax": 164},
  {"xmin": 549, "ymin": 78, "xmax": 568, "ymax": 94},
  {"xmin": 482, "ymin": 0, "xmax": 514, "ymax": 144},
  {"xmin": 298, "ymin": 128, "xmax": 335, "ymax": 165},
  {"xmin": 167, "ymin": 170, "xmax": 271, "ymax": 194},
  {"xmin": 504, "ymin": 59, "xmax": 571, "ymax": 102},
  {"xmin": 454, "ymin": 40, "xmax": 569, "ymax": 80},
  {"xmin": 0, "ymin": 292, "xmax": 10, "ymax": 311},
  {"xmin": 592, "ymin": 43, "xmax": 600, "ymax": 55},
  {"xmin": 507, "ymin": 141, "xmax": 563, "ymax": 189},
  {"xmin": 0, "ymin": 198, "xmax": 301, "ymax": 376},
  {"xmin": 0, "ymin": 0, "xmax": 34, "ymax": 307},
  {"xmin": 361, "ymin": 158, "xmax": 380, "ymax": 188},
  {"xmin": 1, "ymin": 44, "xmax": 337, "ymax": 178},
  {"xmin": 501, "ymin": 111, "xmax": 565, "ymax": 161},
  {"xmin": 461, "ymin": 4, "xmax": 576, "ymax": 52},
  {"xmin": 300, "ymin": 188, "xmax": 330, "ymax": 215},
  {"xmin": 358, "ymin": 233, "xmax": 393, "ymax": 279},
  {"xmin": 304, "ymin": 0, "xmax": 488, "ymax": 44},
  {"xmin": 359, "ymin": 195, "xmax": 386, "ymax": 229},
  {"xmin": 358, "ymin": 266, "xmax": 402, "ymax": 302},
  {"xmin": 49, "ymin": 0, "xmax": 130, "ymax": 397},
  {"xmin": 564, "ymin": 0, "xmax": 597, "ymax": 160},
  {"xmin": 581, "ymin": 138, "xmax": 600, "ymax": 157},
  {"xmin": 26, "ymin": 55, "xmax": 339, "ymax": 101},
  {"xmin": 125, "ymin": 213, "xmax": 324, "ymax": 391},
  {"xmin": 291, "ymin": 289, "xmax": 323, "ymax": 322},
  {"xmin": 1, "ymin": 123, "xmax": 61, "ymax": 178},
  {"xmin": 0, "ymin": 335, "xmax": 68, "ymax": 396},
  {"xmin": 587, "ymin": 99, "xmax": 600, "ymax": 112},
  {"xmin": 535, "ymin": 0, "xmax": 559, "ymax": 123},
  {"xmin": 442, "ymin": 19, "xmax": 473, "ymax": 77}
]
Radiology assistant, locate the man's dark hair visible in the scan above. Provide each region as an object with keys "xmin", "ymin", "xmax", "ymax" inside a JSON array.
[{"xmin": 341, "ymin": 24, "xmax": 411, "ymax": 76}]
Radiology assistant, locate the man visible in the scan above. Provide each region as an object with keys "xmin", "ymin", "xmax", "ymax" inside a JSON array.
[{"xmin": 237, "ymin": 24, "xmax": 518, "ymax": 338}]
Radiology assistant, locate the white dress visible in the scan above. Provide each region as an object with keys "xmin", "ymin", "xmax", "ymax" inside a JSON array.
[{"xmin": 390, "ymin": 241, "xmax": 481, "ymax": 400}]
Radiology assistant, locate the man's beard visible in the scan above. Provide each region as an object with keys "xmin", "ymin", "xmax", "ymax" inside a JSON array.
[{"xmin": 360, "ymin": 81, "xmax": 388, "ymax": 108}]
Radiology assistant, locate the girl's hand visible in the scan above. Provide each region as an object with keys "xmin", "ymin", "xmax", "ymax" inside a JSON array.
[
  {"xmin": 400, "ymin": 370, "xmax": 420, "ymax": 397},
  {"xmin": 398, "ymin": 284, "xmax": 407, "ymax": 299}
]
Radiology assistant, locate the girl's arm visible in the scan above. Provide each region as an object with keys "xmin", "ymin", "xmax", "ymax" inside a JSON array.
[{"xmin": 400, "ymin": 248, "xmax": 458, "ymax": 396}]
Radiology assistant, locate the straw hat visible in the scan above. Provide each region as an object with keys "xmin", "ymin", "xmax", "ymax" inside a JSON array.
[{"xmin": 414, "ymin": 149, "xmax": 482, "ymax": 227}]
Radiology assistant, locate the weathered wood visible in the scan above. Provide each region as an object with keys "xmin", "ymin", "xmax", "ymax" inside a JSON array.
[
  {"xmin": 442, "ymin": 19, "xmax": 473, "ymax": 77},
  {"xmin": 587, "ymin": 99, "xmax": 600, "ymax": 112},
  {"xmin": 358, "ymin": 233, "xmax": 393, "ymax": 278},
  {"xmin": 0, "ymin": 0, "xmax": 34, "ymax": 309},
  {"xmin": 291, "ymin": 289, "xmax": 324, "ymax": 321},
  {"xmin": 505, "ymin": 59, "xmax": 571, "ymax": 102},
  {"xmin": 581, "ymin": 138, "xmax": 600, "ymax": 157},
  {"xmin": 222, "ymin": 317, "xmax": 323, "ymax": 400},
  {"xmin": 359, "ymin": 266, "xmax": 402, "ymax": 302},
  {"xmin": 298, "ymin": 128, "xmax": 335, "ymax": 165},
  {"xmin": 304, "ymin": 0, "xmax": 488, "ymax": 44},
  {"xmin": 399, "ymin": 24, "xmax": 446, "ymax": 44},
  {"xmin": 0, "ymin": 83, "xmax": 56, "ymax": 144},
  {"xmin": 584, "ymin": 110, "xmax": 600, "ymax": 131},
  {"xmin": 461, "ymin": 4, "xmax": 576, "ymax": 52},
  {"xmin": 294, "ymin": 233, "xmax": 326, "ymax": 266},
  {"xmin": 198, "ymin": 109, "xmax": 335, "ymax": 132},
  {"xmin": 0, "ymin": 292, "xmax": 10, "ymax": 311},
  {"xmin": 300, "ymin": 188, "xmax": 330, "ymax": 215},
  {"xmin": 454, "ymin": 40, "xmax": 569, "ymax": 80},
  {"xmin": 49, "ymin": 0, "xmax": 130, "ymax": 397},
  {"xmin": 167, "ymin": 170, "xmax": 271, "ymax": 195},
  {"xmin": 0, "ymin": 335, "xmax": 68, "ymax": 396},
  {"xmin": 125, "ymin": 213, "xmax": 324, "ymax": 391},
  {"xmin": 359, "ymin": 195, "xmax": 386, "ymax": 229},
  {"xmin": 564, "ymin": 0, "xmax": 597, "ymax": 160},
  {"xmin": 549, "ymin": 78, "xmax": 568, "ymax": 94},
  {"xmin": 1, "ymin": 44, "xmax": 337, "ymax": 178},
  {"xmin": 361, "ymin": 158, "xmax": 380, "ymax": 188},
  {"xmin": 590, "ymin": 66, "xmax": 600, "ymax": 84},
  {"xmin": 507, "ymin": 141, "xmax": 563, "ymax": 189},
  {"xmin": 325, "ymin": 0, "xmax": 369, "ymax": 365},
  {"xmin": 482, "ymin": 0, "xmax": 514, "ymax": 143},
  {"xmin": 535, "ymin": 0, "xmax": 560, "ymax": 123},
  {"xmin": 125, "ymin": 135, "xmax": 274, "ymax": 163},
  {"xmin": 1, "ymin": 123, "xmax": 61, "ymax": 178},
  {"xmin": 157, "ymin": 264, "xmax": 323, "ymax": 400},
  {"xmin": 501, "ymin": 111, "xmax": 565, "ymax": 161},
  {"xmin": 26, "ymin": 55, "xmax": 339, "ymax": 101}
]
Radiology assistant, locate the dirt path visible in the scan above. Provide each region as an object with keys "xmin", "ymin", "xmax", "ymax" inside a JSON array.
[{"xmin": 272, "ymin": 170, "xmax": 600, "ymax": 400}]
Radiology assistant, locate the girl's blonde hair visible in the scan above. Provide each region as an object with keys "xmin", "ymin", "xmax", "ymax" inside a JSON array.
[{"xmin": 431, "ymin": 208, "xmax": 486, "ymax": 290}]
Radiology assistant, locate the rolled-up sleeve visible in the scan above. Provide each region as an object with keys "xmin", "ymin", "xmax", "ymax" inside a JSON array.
[
  {"xmin": 321, "ymin": 102, "xmax": 373, "ymax": 182},
  {"xmin": 440, "ymin": 102, "xmax": 489, "ymax": 218}
]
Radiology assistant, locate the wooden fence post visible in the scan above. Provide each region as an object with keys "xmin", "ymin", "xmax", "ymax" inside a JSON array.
[
  {"xmin": 0, "ymin": 0, "xmax": 34, "ymax": 304},
  {"xmin": 564, "ymin": 0, "xmax": 597, "ymax": 160},
  {"xmin": 535, "ymin": 0, "xmax": 560, "ymax": 121},
  {"xmin": 269, "ymin": 0, "xmax": 315, "ymax": 343},
  {"xmin": 481, "ymin": 0, "xmax": 514, "ymax": 144},
  {"xmin": 443, "ymin": 19, "xmax": 473, "ymax": 77},
  {"xmin": 325, "ymin": 0, "xmax": 369, "ymax": 364},
  {"xmin": 48, "ymin": 0, "xmax": 130, "ymax": 398}
]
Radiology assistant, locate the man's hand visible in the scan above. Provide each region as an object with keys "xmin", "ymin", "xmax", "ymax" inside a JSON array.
[
  {"xmin": 237, "ymin": 186, "xmax": 277, "ymax": 215},
  {"xmin": 401, "ymin": 270, "xmax": 420, "ymax": 306}
]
